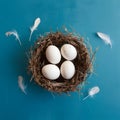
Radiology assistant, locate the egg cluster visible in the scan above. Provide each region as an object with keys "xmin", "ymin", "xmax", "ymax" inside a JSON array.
[{"xmin": 42, "ymin": 44, "xmax": 77, "ymax": 80}]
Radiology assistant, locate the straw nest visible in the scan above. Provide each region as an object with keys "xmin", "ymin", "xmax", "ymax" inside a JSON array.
[{"xmin": 28, "ymin": 32, "xmax": 92, "ymax": 93}]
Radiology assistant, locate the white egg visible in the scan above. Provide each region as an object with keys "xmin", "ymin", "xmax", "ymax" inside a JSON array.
[
  {"xmin": 61, "ymin": 44, "xmax": 77, "ymax": 60},
  {"xmin": 60, "ymin": 61, "xmax": 75, "ymax": 79},
  {"xmin": 42, "ymin": 64, "xmax": 60, "ymax": 80},
  {"xmin": 46, "ymin": 45, "xmax": 61, "ymax": 64}
]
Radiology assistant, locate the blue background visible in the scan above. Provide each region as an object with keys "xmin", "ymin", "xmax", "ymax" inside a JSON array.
[{"xmin": 0, "ymin": 0, "xmax": 120, "ymax": 120}]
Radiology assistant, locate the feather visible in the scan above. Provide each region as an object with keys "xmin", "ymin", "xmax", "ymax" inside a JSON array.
[
  {"xmin": 18, "ymin": 76, "xmax": 27, "ymax": 94},
  {"xmin": 5, "ymin": 30, "xmax": 21, "ymax": 45},
  {"xmin": 29, "ymin": 17, "xmax": 41, "ymax": 41},
  {"xmin": 97, "ymin": 32, "xmax": 112, "ymax": 48},
  {"xmin": 83, "ymin": 86, "xmax": 100, "ymax": 100}
]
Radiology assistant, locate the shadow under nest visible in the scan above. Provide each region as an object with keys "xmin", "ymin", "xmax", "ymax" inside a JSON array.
[{"xmin": 28, "ymin": 32, "xmax": 92, "ymax": 93}]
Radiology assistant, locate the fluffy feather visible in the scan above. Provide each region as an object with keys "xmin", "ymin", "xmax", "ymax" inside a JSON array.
[
  {"xmin": 97, "ymin": 32, "xmax": 112, "ymax": 48},
  {"xmin": 5, "ymin": 30, "xmax": 21, "ymax": 45},
  {"xmin": 83, "ymin": 86, "xmax": 100, "ymax": 100},
  {"xmin": 18, "ymin": 76, "xmax": 27, "ymax": 94},
  {"xmin": 29, "ymin": 17, "xmax": 41, "ymax": 41}
]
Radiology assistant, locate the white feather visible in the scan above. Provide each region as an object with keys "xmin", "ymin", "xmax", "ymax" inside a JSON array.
[
  {"xmin": 5, "ymin": 30, "xmax": 21, "ymax": 45},
  {"xmin": 83, "ymin": 86, "xmax": 100, "ymax": 100},
  {"xmin": 29, "ymin": 17, "xmax": 41, "ymax": 41},
  {"xmin": 18, "ymin": 76, "xmax": 27, "ymax": 94},
  {"xmin": 97, "ymin": 32, "xmax": 112, "ymax": 48},
  {"xmin": 89, "ymin": 86, "xmax": 100, "ymax": 96}
]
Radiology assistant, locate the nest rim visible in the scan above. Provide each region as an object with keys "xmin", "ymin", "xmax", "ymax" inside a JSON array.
[{"xmin": 29, "ymin": 32, "xmax": 92, "ymax": 93}]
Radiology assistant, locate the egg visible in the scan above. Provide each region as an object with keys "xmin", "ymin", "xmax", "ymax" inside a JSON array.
[
  {"xmin": 42, "ymin": 64, "xmax": 60, "ymax": 80},
  {"xmin": 46, "ymin": 45, "xmax": 61, "ymax": 64},
  {"xmin": 61, "ymin": 44, "xmax": 77, "ymax": 60},
  {"xmin": 60, "ymin": 61, "xmax": 75, "ymax": 79}
]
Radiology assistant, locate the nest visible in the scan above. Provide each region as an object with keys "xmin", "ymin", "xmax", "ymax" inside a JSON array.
[{"xmin": 29, "ymin": 32, "xmax": 92, "ymax": 93}]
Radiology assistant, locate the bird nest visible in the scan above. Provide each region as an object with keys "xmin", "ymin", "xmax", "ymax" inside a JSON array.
[{"xmin": 28, "ymin": 32, "xmax": 92, "ymax": 93}]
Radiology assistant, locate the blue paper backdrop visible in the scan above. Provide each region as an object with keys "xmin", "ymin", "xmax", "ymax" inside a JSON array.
[{"xmin": 0, "ymin": 0, "xmax": 120, "ymax": 120}]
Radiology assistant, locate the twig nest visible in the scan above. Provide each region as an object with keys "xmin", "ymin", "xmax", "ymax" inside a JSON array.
[{"xmin": 29, "ymin": 32, "xmax": 92, "ymax": 93}]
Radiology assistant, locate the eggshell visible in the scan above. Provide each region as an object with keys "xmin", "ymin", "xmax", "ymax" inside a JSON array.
[
  {"xmin": 60, "ymin": 61, "xmax": 75, "ymax": 79},
  {"xmin": 46, "ymin": 45, "xmax": 61, "ymax": 64},
  {"xmin": 61, "ymin": 44, "xmax": 77, "ymax": 60},
  {"xmin": 42, "ymin": 64, "xmax": 60, "ymax": 80}
]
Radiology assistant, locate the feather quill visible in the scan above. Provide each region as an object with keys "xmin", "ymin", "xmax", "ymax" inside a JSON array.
[
  {"xmin": 5, "ymin": 30, "xmax": 21, "ymax": 45},
  {"xmin": 18, "ymin": 76, "xmax": 27, "ymax": 94},
  {"xmin": 29, "ymin": 17, "xmax": 41, "ymax": 41},
  {"xmin": 97, "ymin": 32, "xmax": 112, "ymax": 48},
  {"xmin": 83, "ymin": 86, "xmax": 100, "ymax": 100}
]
